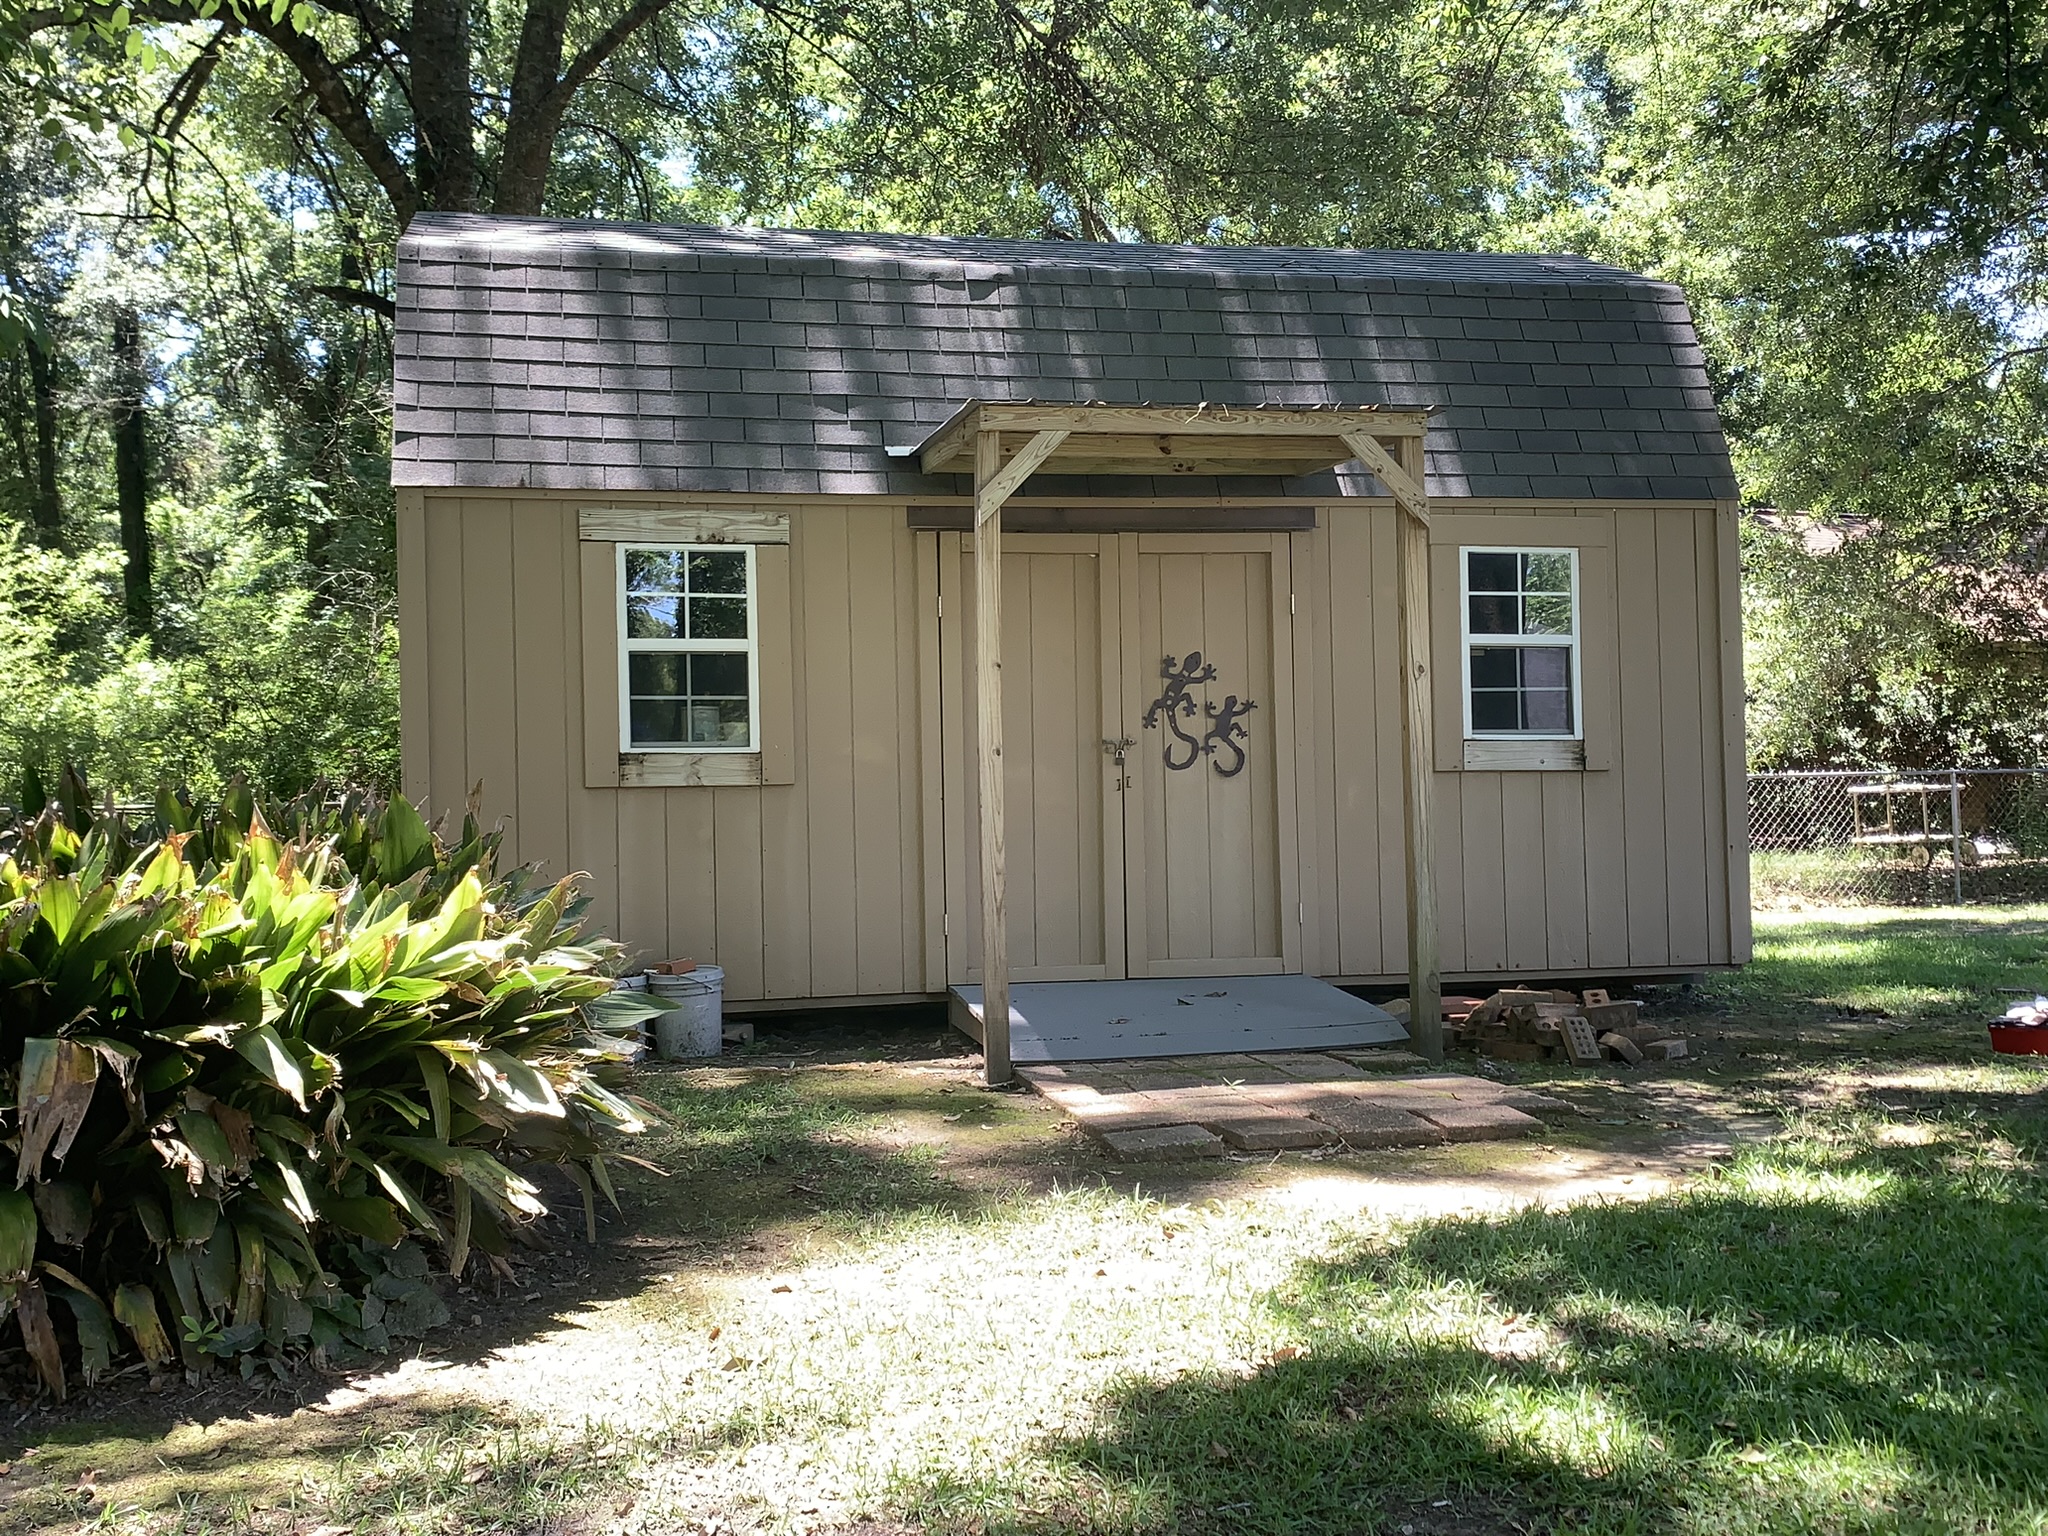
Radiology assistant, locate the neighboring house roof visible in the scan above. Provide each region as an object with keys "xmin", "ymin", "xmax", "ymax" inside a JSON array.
[
  {"xmin": 392, "ymin": 214, "xmax": 1738, "ymax": 503},
  {"xmin": 1749, "ymin": 509, "xmax": 2048, "ymax": 646}
]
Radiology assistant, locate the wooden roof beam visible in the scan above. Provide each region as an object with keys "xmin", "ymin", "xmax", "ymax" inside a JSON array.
[
  {"xmin": 1341, "ymin": 431, "xmax": 1430, "ymax": 526},
  {"xmin": 917, "ymin": 401, "xmax": 1430, "ymax": 476}
]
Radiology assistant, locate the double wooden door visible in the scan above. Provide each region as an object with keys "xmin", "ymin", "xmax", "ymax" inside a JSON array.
[{"xmin": 939, "ymin": 532, "xmax": 1299, "ymax": 984}]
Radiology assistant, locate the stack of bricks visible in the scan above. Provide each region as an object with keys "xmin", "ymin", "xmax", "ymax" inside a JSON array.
[{"xmin": 1449, "ymin": 988, "xmax": 1689, "ymax": 1066}]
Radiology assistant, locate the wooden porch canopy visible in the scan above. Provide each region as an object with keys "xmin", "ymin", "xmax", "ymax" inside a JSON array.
[{"xmin": 915, "ymin": 401, "xmax": 1441, "ymax": 1084}]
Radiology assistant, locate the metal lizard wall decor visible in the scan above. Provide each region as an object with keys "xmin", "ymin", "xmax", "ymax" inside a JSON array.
[
  {"xmin": 1141, "ymin": 652, "xmax": 1257, "ymax": 777},
  {"xmin": 1202, "ymin": 691, "xmax": 1257, "ymax": 778},
  {"xmin": 1142, "ymin": 652, "xmax": 1214, "ymax": 770}
]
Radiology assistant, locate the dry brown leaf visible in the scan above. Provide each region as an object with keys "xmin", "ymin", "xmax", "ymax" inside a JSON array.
[
  {"xmin": 17, "ymin": 1039, "xmax": 98, "ymax": 1180},
  {"xmin": 16, "ymin": 1280, "xmax": 65, "ymax": 1400}
]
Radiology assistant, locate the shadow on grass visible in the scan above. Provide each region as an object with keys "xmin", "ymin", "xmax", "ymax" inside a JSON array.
[
  {"xmin": 934, "ymin": 1116, "xmax": 2048, "ymax": 1536},
  {"xmin": 0, "ymin": 1396, "xmax": 622, "ymax": 1536},
  {"xmin": 0, "ymin": 1047, "xmax": 1020, "ymax": 1497},
  {"xmin": 1704, "ymin": 907, "xmax": 2048, "ymax": 1028}
]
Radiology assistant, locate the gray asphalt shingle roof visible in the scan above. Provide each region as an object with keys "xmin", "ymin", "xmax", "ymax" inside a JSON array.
[{"xmin": 392, "ymin": 214, "xmax": 1737, "ymax": 502}]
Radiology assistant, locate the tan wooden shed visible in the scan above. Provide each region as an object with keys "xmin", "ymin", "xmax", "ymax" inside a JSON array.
[{"xmin": 392, "ymin": 215, "xmax": 1748, "ymax": 1072}]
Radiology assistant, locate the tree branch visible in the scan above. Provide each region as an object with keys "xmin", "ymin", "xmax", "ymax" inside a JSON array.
[
  {"xmin": 489, "ymin": 0, "xmax": 678, "ymax": 214},
  {"xmin": 21, "ymin": 1, "xmax": 420, "ymax": 225},
  {"xmin": 556, "ymin": 0, "xmax": 675, "ymax": 101},
  {"xmin": 310, "ymin": 284, "xmax": 397, "ymax": 319}
]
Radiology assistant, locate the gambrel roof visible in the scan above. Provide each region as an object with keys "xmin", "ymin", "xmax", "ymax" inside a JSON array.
[{"xmin": 392, "ymin": 214, "xmax": 1737, "ymax": 503}]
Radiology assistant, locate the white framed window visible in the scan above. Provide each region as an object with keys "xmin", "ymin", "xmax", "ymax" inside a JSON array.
[
  {"xmin": 617, "ymin": 544, "xmax": 758, "ymax": 752},
  {"xmin": 1460, "ymin": 546, "xmax": 1580, "ymax": 739}
]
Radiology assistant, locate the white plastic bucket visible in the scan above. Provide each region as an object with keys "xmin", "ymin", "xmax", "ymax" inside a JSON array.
[{"xmin": 647, "ymin": 965, "xmax": 724, "ymax": 1058}]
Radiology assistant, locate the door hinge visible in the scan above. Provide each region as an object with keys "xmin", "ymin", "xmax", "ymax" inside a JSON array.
[
  {"xmin": 937, "ymin": 592, "xmax": 944, "ymax": 617},
  {"xmin": 1290, "ymin": 592, "xmax": 1296, "ymax": 615}
]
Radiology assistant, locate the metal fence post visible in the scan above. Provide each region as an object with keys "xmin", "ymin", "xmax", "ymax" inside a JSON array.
[{"xmin": 1950, "ymin": 769, "xmax": 1965, "ymax": 905}]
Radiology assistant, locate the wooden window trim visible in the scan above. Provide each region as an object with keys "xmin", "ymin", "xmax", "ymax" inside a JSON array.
[
  {"xmin": 578, "ymin": 506, "xmax": 790, "ymax": 543},
  {"xmin": 1461, "ymin": 738, "xmax": 1587, "ymax": 771},
  {"xmin": 582, "ymin": 540, "xmax": 795, "ymax": 788}
]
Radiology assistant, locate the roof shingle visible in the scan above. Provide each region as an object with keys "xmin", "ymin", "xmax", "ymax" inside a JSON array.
[{"xmin": 392, "ymin": 215, "xmax": 1737, "ymax": 502}]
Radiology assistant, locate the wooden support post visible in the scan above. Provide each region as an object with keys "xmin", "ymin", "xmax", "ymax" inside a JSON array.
[
  {"xmin": 971, "ymin": 425, "xmax": 1069, "ymax": 1087},
  {"xmin": 973, "ymin": 429, "xmax": 1012, "ymax": 1086},
  {"xmin": 1393, "ymin": 434, "xmax": 1441, "ymax": 1062}
]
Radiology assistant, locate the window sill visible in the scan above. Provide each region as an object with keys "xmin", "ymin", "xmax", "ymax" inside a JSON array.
[
  {"xmin": 1462, "ymin": 738, "xmax": 1587, "ymax": 772},
  {"xmin": 619, "ymin": 751, "xmax": 762, "ymax": 787}
]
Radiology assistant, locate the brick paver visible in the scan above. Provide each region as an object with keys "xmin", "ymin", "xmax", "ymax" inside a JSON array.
[
  {"xmin": 1206, "ymin": 1115, "xmax": 1340, "ymax": 1151},
  {"xmin": 1096, "ymin": 1124, "xmax": 1227, "ymax": 1160},
  {"xmin": 1411, "ymin": 1102, "xmax": 1546, "ymax": 1141},
  {"xmin": 1018, "ymin": 1049, "xmax": 1551, "ymax": 1159}
]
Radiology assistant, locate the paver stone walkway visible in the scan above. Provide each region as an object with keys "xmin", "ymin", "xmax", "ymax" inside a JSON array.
[{"xmin": 1019, "ymin": 1048, "xmax": 1561, "ymax": 1159}]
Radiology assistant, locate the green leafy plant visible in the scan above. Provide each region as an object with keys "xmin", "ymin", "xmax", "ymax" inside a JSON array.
[{"xmin": 0, "ymin": 774, "xmax": 670, "ymax": 1397}]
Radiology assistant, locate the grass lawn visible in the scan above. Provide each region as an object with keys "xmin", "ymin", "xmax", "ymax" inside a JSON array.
[{"xmin": 4, "ymin": 908, "xmax": 2046, "ymax": 1536}]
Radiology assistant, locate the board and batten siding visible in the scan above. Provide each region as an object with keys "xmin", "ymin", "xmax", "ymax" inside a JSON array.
[
  {"xmin": 1291, "ymin": 499, "xmax": 1749, "ymax": 983},
  {"xmin": 398, "ymin": 492, "xmax": 1747, "ymax": 1003},
  {"xmin": 398, "ymin": 492, "xmax": 934, "ymax": 1003}
]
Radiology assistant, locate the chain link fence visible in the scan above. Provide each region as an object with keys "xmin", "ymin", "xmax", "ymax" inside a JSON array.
[{"xmin": 1749, "ymin": 768, "xmax": 2048, "ymax": 907}]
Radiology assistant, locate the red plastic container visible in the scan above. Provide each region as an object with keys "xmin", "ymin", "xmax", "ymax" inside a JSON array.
[{"xmin": 1989, "ymin": 1024, "xmax": 2048, "ymax": 1056}]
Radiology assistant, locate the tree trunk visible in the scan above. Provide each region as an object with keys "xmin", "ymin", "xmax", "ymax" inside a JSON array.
[
  {"xmin": 410, "ymin": 0, "xmax": 479, "ymax": 211},
  {"xmin": 112, "ymin": 308, "xmax": 153, "ymax": 640},
  {"xmin": 496, "ymin": 0, "xmax": 572, "ymax": 215},
  {"xmin": 24, "ymin": 328, "xmax": 61, "ymax": 546}
]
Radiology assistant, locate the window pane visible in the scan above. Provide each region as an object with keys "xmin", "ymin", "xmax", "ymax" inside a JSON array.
[
  {"xmin": 626, "ymin": 549, "xmax": 686, "ymax": 592},
  {"xmin": 690, "ymin": 652, "xmax": 748, "ymax": 695},
  {"xmin": 691, "ymin": 596, "xmax": 748, "ymax": 639},
  {"xmin": 1470, "ymin": 646, "xmax": 1520, "ymax": 688},
  {"xmin": 1469, "ymin": 594, "xmax": 1518, "ymax": 634},
  {"xmin": 1467, "ymin": 551, "xmax": 1518, "ymax": 592},
  {"xmin": 626, "ymin": 596, "xmax": 683, "ymax": 639},
  {"xmin": 1523, "ymin": 552, "xmax": 1573, "ymax": 593},
  {"xmin": 629, "ymin": 653, "xmax": 687, "ymax": 694},
  {"xmin": 715, "ymin": 698, "xmax": 751, "ymax": 744},
  {"xmin": 1523, "ymin": 594, "xmax": 1573, "ymax": 636},
  {"xmin": 629, "ymin": 699, "xmax": 687, "ymax": 746},
  {"xmin": 675, "ymin": 700, "xmax": 751, "ymax": 746},
  {"xmin": 1469, "ymin": 645, "xmax": 1575, "ymax": 734},
  {"xmin": 1471, "ymin": 691, "xmax": 1520, "ymax": 732},
  {"xmin": 627, "ymin": 649, "xmax": 752, "ymax": 749},
  {"xmin": 689, "ymin": 551, "xmax": 747, "ymax": 594},
  {"xmin": 1524, "ymin": 688, "xmax": 1573, "ymax": 732},
  {"xmin": 681, "ymin": 703, "xmax": 718, "ymax": 744},
  {"xmin": 623, "ymin": 546, "xmax": 756, "ymax": 751},
  {"xmin": 1520, "ymin": 648, "xmax": 1570, "ymax": 689}
]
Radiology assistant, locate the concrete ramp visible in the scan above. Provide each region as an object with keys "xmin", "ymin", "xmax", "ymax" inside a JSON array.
[{"xmin": 948, "ymin": 974, "xmax": 1407, "ymax": 1062}]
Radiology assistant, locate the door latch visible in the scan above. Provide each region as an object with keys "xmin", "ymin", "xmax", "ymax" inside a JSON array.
[{"xmin": 1103, "ymin": 737, "xmax": 1136, "ymax": 792}]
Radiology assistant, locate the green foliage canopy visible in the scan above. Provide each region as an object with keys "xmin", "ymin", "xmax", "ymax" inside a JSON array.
[{"xmin": 1, "ymin": 0, "xmax": 2046, "ymax": 780}]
